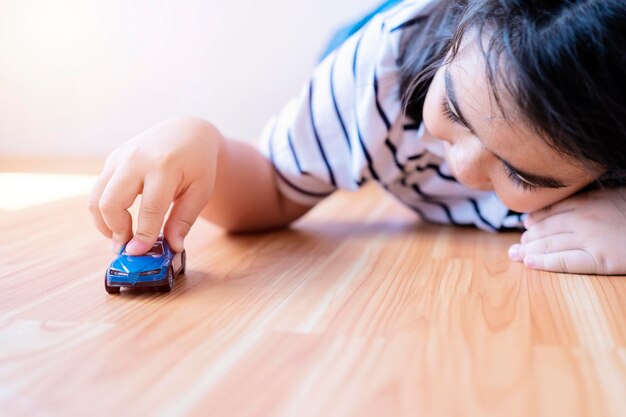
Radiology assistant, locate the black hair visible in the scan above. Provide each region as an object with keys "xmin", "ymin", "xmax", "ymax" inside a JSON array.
[{"xmin": 398, "ymin": 0, "xmax": 626, "ymax": 185}]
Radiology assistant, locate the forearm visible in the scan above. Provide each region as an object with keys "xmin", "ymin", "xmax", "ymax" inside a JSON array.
[{"xmin": 198, "ymin": 121, "xmax": 312, "ymax": 232}]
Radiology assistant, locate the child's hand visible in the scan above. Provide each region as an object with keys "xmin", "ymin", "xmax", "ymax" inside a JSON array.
[
  {"xmin": 508, "ymin": 187, "xmax": 626, "ymax": 275},
  {"xmin": 88, "ymin": 118, "xmax": 220, "ymax": 256}
]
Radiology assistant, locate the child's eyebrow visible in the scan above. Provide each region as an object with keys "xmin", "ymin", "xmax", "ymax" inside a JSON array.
[{"xmin": 443, "ymin": 67, "xmax": 568, "ymax": 189}]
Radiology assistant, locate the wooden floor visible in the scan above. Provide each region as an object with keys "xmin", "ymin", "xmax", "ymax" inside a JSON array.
[{"xmin": 1, "ymin": 158, "xmax": 625, "ymax": 417}]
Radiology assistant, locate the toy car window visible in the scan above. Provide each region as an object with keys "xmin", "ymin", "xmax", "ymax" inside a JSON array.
[
  {"xmin": 145, "ymin": 243, "xmax": 164, "ymax": 256},
  {"xmin": 121, "ymin": 242, "xmax": 164, "ymax": 256}
]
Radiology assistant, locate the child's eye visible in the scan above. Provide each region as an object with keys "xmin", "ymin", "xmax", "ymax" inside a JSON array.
[
  {"xmin": 441, "ymin": 95, "xmax": 542, "ymax": 193},
  {"xmin": 503, "ymin": 163, "xmax": 539, "ymax": 192},
  {"xmin": 441, "ymin": 99, "xmax": 462, "ymax": 125}
]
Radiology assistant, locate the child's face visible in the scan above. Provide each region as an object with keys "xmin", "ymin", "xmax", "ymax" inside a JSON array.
[{"xmin": 421, "ymin": 34, "xmax": 601, "ymax": 213}]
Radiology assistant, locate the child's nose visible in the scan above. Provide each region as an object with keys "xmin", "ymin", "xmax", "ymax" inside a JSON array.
[{"xmin": 445, "ymin": 138, "xmax": 492, "ymax": 190}]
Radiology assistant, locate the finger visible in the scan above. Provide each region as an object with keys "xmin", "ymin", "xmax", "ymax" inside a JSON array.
[
  {"xmin": 521, "ymin": 217, "xmax": 574, "ymax": 244},
  {"xmin": 523, "ymin": 250, "xmax": 600, "ymax": 274},
  {"xmin": 125, "ymin": 172, "xmax": 176, "ymax": 255},
  {"xmin": 99, "ymin": 169, "xmax": 143, "ymax": 252},
  {"xmin": 510, "ymin": 233, "xmax": 580, "ymax": 262},
  {"xmin": 87, "ymin": 168, "xmax": 115, "ymax": 239},
  {"xmin": 163, "ymin": 184, "xmax": 211, "ymax": 252},
  {"xmin": 525, "ymin": 202, "xmax": 575, "ymax": 228}
]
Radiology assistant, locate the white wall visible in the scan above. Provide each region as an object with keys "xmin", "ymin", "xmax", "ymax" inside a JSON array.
[{"xmin": 0, "ymin": 0, "xmax": 381, "ymax": 157}]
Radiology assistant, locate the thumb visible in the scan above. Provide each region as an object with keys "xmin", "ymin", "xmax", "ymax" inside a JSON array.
[{"xmin": 163, "ymin": 185, "xmax": 210, "ymax": 253}]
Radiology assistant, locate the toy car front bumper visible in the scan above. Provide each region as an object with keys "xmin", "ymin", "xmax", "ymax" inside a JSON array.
[{"xmin": 106, "ymin": 275, "xmax": 169, "ymax": 288}]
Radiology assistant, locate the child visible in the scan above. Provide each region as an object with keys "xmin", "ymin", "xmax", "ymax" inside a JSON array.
[{"xmin": 88, "ymin": 0, "xmax": 626, "ymax": 275}]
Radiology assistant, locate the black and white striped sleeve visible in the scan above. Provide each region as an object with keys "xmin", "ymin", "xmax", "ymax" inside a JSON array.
[{"xmin": 258, "ymin": 7, "xmax": 409, "ymax": 207}]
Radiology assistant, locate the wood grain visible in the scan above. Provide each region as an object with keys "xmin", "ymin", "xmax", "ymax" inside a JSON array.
[{"xmin": 0, "ymin": 159, "xmax": 625, "ymax": 417}]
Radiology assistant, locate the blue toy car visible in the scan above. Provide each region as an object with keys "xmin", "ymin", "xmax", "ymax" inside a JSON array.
[{"xmin": 105, "ymin": 235, "xmax": 186, "ymax": 294}]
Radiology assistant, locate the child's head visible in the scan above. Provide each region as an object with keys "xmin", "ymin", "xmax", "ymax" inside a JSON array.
[{"xmin": 400, "ymin": 0, "xmax": 626, "ymax": 212}]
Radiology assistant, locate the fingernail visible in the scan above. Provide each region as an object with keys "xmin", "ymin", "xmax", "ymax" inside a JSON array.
[
  {"xmin": 508, "ymin": 244, "xmax": 522, "ymax": 261},
  {"xmin": 126, "ymin": 238, "xmax": 148, "ymax": 255},
  {"xmin": 524, "ymin": 256, "xmax": 537, "ymax": 269},
  {"xmin": 112, "ymin": 241, "xmax": 119, "ymax": 253}
]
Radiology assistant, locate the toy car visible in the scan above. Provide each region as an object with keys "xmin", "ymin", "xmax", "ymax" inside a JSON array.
[{"xmin": 105, "ymin": 235, "xmax": 185, "ymax": 294}]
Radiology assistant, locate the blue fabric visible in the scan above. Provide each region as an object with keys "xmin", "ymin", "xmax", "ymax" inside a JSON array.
[{"xmin": 319, "ymin": 0, "xmax": 404, "ymax": 60}]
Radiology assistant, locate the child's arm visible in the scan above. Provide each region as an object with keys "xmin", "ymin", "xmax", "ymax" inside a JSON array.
[
  {"xmin": 88, "ymin": 117, "xmax": 313, "ymax": 256},
  {"xmin": 508, "ymin": 187, "xmax": 626, "ymax": 275}
]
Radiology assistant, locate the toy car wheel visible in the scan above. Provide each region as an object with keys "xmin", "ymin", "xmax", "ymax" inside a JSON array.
[
  {"xmin": 104, "ymin": 273, "xmax": 120, "ymax": 294},
  {"xmin": 159, "ymin": 267, "xmax": 174, "ymax": 293},
  {"xmin": 180, "ymin": 250, "xmax": 186, "ymax": 274}
]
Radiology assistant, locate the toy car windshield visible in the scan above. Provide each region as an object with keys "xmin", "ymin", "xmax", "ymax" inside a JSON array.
[{"xmin": 121, "ymin": 242, "xmax": 164, "ymax": 256}]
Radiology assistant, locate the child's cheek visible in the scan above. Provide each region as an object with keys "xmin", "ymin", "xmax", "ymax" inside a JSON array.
[{"xmin": 491, "ymin": 177, "xmax": 562, "ymax": 214}]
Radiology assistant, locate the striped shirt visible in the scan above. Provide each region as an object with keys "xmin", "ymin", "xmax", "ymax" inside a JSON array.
[{"xmin": 259, "ymin": 0, "xmax": 524, "ymax": 232}]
